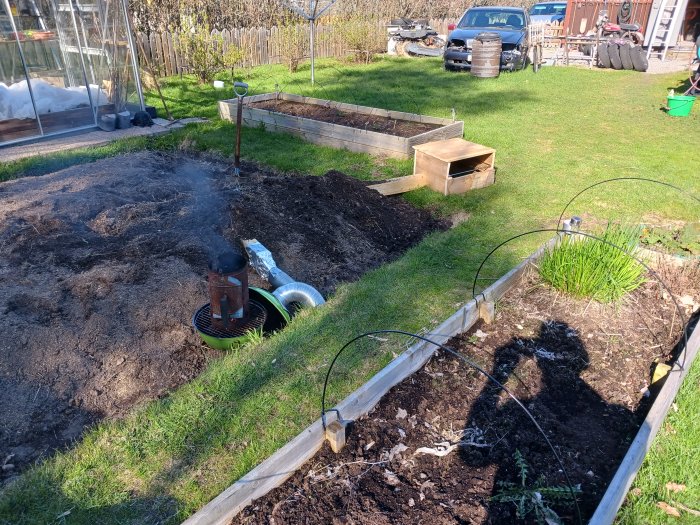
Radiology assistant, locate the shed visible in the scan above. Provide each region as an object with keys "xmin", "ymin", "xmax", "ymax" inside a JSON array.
[{"xmin": 0, "ymin": 0, "xmax": 144, "ymax": 147}]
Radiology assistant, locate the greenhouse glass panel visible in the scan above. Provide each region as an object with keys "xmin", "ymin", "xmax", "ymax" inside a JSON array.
[{"xmin": 0, "ymin": 0, "xmax": 143, "ymax": 146}]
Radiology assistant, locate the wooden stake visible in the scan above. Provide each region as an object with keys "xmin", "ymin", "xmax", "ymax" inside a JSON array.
[
  {"xmin": 324, "ymin": 420, "xmax": 348, "ymax": 453},
  {"xmin": 478, "ymin": 300, "xmax": 495, "ymax": 324}
]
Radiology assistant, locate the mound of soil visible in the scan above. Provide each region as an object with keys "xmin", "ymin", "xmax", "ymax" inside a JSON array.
[
  {"xmin": 0, "ymin": 151, "xmax": 446, "ymax": 481},
  {"xmin": 249, "ymin": 99, "xmax": 441, "ymax": 137},
  {"xmin": 233, "ymin": 264, "xmax": 700, "ymax": 524}
]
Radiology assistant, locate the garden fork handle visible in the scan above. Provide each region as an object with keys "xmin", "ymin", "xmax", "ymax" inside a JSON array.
[{"xmin": 233, "ymin": 82, "xmax": 248, "ymax": 176}]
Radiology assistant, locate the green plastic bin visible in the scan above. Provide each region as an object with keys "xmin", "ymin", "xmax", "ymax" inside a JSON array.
[{"xmin": 667, "ymin": 95, "xmax": 695, "ymax": 117}]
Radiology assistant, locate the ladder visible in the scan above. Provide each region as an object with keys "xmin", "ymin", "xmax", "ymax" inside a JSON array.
[{"xmin": 646, "ymin": 0, "xmax": 685, "ymax": 61}]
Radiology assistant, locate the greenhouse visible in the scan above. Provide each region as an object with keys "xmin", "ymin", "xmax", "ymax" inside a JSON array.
[{"xmin": 0, "ymin": 0, "xmax": 143, "ymax": 146}]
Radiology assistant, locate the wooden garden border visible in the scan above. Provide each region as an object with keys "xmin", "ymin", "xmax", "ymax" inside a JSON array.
[
  {"xmin": 183, "ymin": 240, "xmax": 700, "ymax": 525},
  {"xmin": 182, "ymin": 239, "xmax": 552, "ymax": 525},
  {"xmin": 218, "ymin": 92, "xmax": 465, "ymax": 158}
]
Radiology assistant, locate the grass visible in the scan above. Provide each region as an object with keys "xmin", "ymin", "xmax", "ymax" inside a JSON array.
[
  {"xmin": 539, "ymin": 224, "xmax": 646, "ymax": 303},
  {"xmin": 0, "ymin": 57, "xmax": 698, "ymax": 524}
]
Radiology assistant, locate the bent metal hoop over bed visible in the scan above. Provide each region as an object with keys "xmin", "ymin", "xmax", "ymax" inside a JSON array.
[{"xmin": 182, "ymin": 238, "xmax": 700, "ymax": 525}]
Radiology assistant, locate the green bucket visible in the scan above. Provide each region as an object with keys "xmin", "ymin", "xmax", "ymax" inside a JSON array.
[{"xmin": 667, "ymin": 95, "xmax": 695, "ymax": 117}]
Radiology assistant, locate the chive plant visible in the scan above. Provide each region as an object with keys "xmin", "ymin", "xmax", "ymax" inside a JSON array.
[{"xmin": 539, "ymin": 224, "xmax": 645, "ymax": 303}]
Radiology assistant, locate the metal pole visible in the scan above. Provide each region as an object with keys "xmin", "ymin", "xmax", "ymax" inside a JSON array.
[
  {"xmin": 233, "ymin": 82, "xmax": 248, "ymax": 177},
  {"xmin": 120, "ymin": 0, "xmax": 146, "ymax": 111},
  {"xmin": 2, "ymin": 0, "xmax": 44, "ymax": 135},
  {"xmin": 309, "ymin": 18, "xmax": 315, "ymax": 85},
  {"xmin": 66, "ymin": 0, "xmax": 96, "ymax": 123}
]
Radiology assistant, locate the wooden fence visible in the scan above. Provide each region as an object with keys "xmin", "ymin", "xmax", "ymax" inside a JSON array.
[{"xmin": 137, "ymin": 18, "xmax": 456, "ymax": 77}]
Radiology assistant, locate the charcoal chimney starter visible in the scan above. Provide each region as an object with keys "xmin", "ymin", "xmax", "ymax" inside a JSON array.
[{"xmin": 208, "ymin": 251, "xmax": 249, "ymax": 330}]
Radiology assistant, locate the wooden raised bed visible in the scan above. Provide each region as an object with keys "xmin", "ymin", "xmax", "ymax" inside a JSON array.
[
  {"xmin": 218, "ymin": 93, "xmax": 465, "ymax": 158},
  {"xmin": 183, "ymin": 240, "xmax": 700, "ymax": 525}
]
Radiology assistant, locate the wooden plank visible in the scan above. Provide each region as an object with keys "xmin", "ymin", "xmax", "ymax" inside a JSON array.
[
  {"xmin": 368, "ymin": 173, "xmax": 427, "ymax": 195},
  {"xmin": 407, "ymin": 121, "xmax": 465, "ymax": 148},
  {"xmin": 444, "ymin": 168, "xmax": 495, "ymax": 196},
  {"xmin": 589, "ymin": 320, "xmax": 700, "ymax": 525},
  {"xmin": 416, "ymin": 150, "xmax": 450, "ymax": 194},
  {"xmin": 219, "ymin": 96, "xmax": 463, "ymax": 158},
  {"xmin": 413, "ymin": 138, "xmax": 495, "ymax": 162},
  {"xmin": 167, "ymin": 31, "xmax": 177, "ymax": 77}
]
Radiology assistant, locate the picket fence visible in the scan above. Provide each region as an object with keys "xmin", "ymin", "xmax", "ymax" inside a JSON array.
[{"xmin": 138, "ymin": 19, "xmax": 565, "ymax": 77}]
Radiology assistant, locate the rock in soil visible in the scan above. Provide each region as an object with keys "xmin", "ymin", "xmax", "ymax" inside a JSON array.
[{"xmin": 0, "ymin": 151, "xmax": 446, "ymax": 479}]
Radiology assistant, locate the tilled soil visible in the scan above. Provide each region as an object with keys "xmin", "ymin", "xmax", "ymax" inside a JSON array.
[
  {"xmin": 0, "ymin": 151, "xmax": 446, "ymax": 481},
  {"xmin": 249, "ymin": 99, "xmax": 441, "ymax": 137},
  {"xmin": 233, "ymin": 264, "xmax": 700, "ymax": 524}
]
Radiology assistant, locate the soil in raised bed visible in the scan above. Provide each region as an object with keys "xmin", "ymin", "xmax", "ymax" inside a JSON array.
[
  {"xmin": 233, "ymin": 264, "xmax": 700, "ymax": 524},
  {"xmin": 0, "ymin": 151, "xmax": 447, "ymax": 482},
  {"xmin": 249, "ymin": 99, "xmax": 442, "ymax": 138}
]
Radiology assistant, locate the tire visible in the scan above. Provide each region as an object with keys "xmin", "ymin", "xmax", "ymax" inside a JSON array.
[
  {"xmin": 630, "ymin": 31, "xmax": 644, "ymax": 45},
  {"xmin": 582, "ymin": 44, "xmax": 593, "ymax": 56},
  {"xmin": 597, "ymin": 43, "xmax": 612, "ymax": 68},
  {"xmin": 630, "ymin": 45, "xmax": 649, "ymax": 72},
  {"xmin": 608, "ymin": 42, "xmax": 623, "ymax": 69},
  {"xmin": 619, "ymin": 42, "xmax": 634, "ymax": 69}
]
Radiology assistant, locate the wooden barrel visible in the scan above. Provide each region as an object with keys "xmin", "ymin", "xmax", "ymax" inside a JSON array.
[{"xmin": 471, "ymin": 32, "xmax": 502, "ymax": 78}]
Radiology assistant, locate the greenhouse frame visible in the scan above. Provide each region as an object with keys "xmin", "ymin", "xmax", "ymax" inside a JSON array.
[{"xmin": 0, "ymin": 0, "xmax": 144, "ymax": 146}]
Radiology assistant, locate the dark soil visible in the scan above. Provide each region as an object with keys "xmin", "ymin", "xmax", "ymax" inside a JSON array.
[
  {"xmin": 249, "ymin": 99, "xmax": 442, "ymax": 137},
  {"xmin": 0, "ymin": 151, "xmax": 446, "ymax": 482},
  {"xmin": 233, "ymin": 264, "xmax": 700, "ymax": 524}
]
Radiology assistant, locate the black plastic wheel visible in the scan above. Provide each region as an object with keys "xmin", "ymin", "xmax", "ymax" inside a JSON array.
[
  {"xmin": 608, "ymin": 42, "xmax": 623, "ymax": 69},
  {"xmin": 597, "ymin": 43, "xmax": 612, "ymax": 68},
  {"xmin": 619, "ymin": 42, "xmax": 634, "ymax": 70},
  {"xmin": 630, "ymin": 45, "xmax": 649, "ymax": 72}
]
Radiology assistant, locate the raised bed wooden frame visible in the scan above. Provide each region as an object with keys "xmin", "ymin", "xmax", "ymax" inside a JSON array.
[
  {"xmin": 218, "ymin": 93, "xmax": 465, "ymax": 159},
  {"xmin": 183, "ymin": 240, "xmax": 700, "ymax": 525}
]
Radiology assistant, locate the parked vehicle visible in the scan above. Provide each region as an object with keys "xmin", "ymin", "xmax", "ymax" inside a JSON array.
[
  {"xmin": 444, "ymin": 7, "xmax": 530, "ymax": 72},
  {"xmin": 529, "ymin": 2, "xmax": 567, "ymax": 24}
]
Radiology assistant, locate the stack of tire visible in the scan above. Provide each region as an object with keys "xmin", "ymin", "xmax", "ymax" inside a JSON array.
[{"xmin": 597, "ymin": 39, "xmax": 648, "ymax": 72}]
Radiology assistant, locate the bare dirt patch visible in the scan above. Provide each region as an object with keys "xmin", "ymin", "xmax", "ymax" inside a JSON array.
[
  {"xmin": 0, "ymin": 151, "xmax": 446, "ymax": 481},
  {"xmin": 233, "ymin": 264, "xmax": 700, "ymax": 524},
  {"xmin": 249, "ymin": 99, "xmax": 441, "ymax": 137}
]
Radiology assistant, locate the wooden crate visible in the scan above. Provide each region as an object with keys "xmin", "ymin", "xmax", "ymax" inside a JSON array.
[
  {"xmin": 218, "ymin": 92, "xmax": 464, "ymax": 159},
  {"xmin": 370, "ymin": 138, "xmax": 496, "ymax": 196},
  {"xmin": 415, "ymin": 138, "xmax": 495, "ymax": 196}
]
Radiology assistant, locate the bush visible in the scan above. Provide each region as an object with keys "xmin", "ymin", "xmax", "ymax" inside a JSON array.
[
  {"xmin": 275, "ymin": 18, "xmax": 310, "ymax": 73},
  {"xmin": 333, "ymin": 16, "xmax": 385, "ymax": 63},
  {"xmin": 176, "ymin": 16, "xmax": 244, "ymax": 83},
  {"xmin": 539, "ymin": 224, "xmax": 645, "ymax": 303}
]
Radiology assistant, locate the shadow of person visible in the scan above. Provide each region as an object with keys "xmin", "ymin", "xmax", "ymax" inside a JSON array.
[{"xmin": 460, "ymin": 320, "xmax": 638, "ymax": 524}]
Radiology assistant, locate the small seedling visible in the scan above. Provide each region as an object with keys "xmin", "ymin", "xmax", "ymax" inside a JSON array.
[{"xmin": 492, "ymin": 450, "xmax": 581, "ymax": 525}]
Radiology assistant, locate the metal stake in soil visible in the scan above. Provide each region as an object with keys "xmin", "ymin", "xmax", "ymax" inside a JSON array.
[{"xmin": 233, "ymin": 82, "xmax": 249, "ymax": 177}]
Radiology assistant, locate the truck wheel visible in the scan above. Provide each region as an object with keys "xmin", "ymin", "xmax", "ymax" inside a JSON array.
[
  {"xmin": 608, "ymin": 42, "xmax": 623, "ymax": 69},
  {"xmin": 597, "ymin": 43, "xmax": 612, "ymax": 68},
  {"xmin": 619, "ymin": 42, "xmax": 634, "ymax": 69},
  {"xmin": 630, "ymin": 45, "xmax": 649, "ymax": 72}
]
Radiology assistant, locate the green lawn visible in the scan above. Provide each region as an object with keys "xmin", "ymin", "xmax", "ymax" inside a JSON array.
[{"xmin": 0, "ymin": 57, "xmax": 698, "ymax": 524}]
